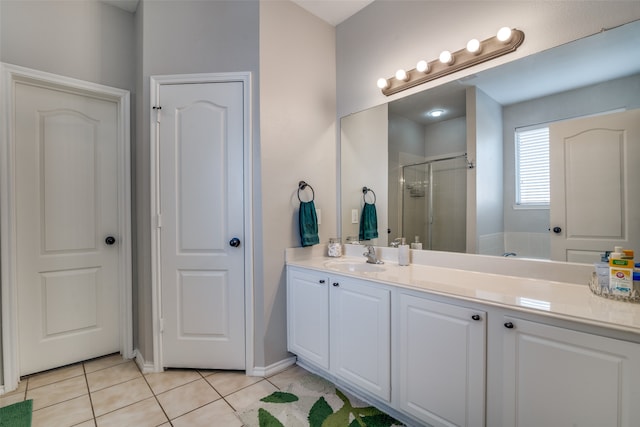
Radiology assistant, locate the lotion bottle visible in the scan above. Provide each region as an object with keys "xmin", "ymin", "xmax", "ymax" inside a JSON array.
[{"xmin": 398, "ymin": 237, "xmax": 410, "ymax": 266}]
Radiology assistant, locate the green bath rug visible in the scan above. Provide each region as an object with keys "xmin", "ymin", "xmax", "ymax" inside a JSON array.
[
  {"xmin": 238, "ymin": 374, "xmax": 403, "ymax": 427},
  {"xmin": 0, "ymin": 399, "xmax": 33, "ymax": 427}
]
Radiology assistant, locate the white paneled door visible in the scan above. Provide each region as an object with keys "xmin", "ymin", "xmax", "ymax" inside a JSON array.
[
  {"xmin": 15, "ymin": 82, "xmax": 121, "ymax": 376},
  {"xmin": 550, "ymin": 109, "xmax": 640, "ymax": 262},
  {"xmin": 158, "ymin": 81, "xmax": 245, "ymax": 369}
]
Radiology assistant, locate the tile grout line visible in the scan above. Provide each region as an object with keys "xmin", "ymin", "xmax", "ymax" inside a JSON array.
[
  {"xmin": 139, "ymin": 365, "xmax": 172, "ymax": 425},
  {"xmin": 81, "ymin": 362, "xmax": 98, "ymax": 426},
  {"xmin": 163, "ymin": 370, "xmax": 221, "ymax": 425}
]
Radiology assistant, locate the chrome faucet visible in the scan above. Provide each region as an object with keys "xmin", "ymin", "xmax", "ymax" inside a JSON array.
[
  {"xmin": 363, "ymin": 245, "xmax": 384, "ymax": 264},
  {"xmin": 389, "ymin": 238, "xmax": 402, "ymax": 248},
  {"xmin": 502, "ymin": 252, "xmax": 517, "ymax": 257}
]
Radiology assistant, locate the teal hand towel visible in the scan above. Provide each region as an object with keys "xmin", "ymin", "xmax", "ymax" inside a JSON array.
[
  {"xmin": 299, "ymin": 200, "xmax": 319, "ymax": 247},
  {"xmin": 359, "ymin": 202, "xmax": 378, "ymax": 241}
]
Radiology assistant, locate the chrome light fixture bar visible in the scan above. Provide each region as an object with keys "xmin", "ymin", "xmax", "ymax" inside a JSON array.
[{"xmin": 378, "ymin": 27, "xmax": 525, "ymax": 96}]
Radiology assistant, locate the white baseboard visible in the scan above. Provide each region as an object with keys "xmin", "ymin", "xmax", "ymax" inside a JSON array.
[
  {"xmin": 133, "ymin": 349, "xmax": 157, "ymax": 374},
  {"xmin": 249, "ymin": 356, "xmax": 297, "ymax": 377}
]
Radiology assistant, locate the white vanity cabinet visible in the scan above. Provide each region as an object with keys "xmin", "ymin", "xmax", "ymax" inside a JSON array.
[
  {"xmin": 398, "ymin": 293, "xmax": 486, "ymax": 427},
  {"xmin": 286, "ymin": 267, "xmax": 392, "ymax": 401},
  {"xmin": 286, "ymin": 268, "xmax": 330, "ymax": 369},
  {"xmin": 330, "ymin": 276, "xmax": 391, "ymax": 401},
  {"xmin": 501, "ymin": 317, "xmax": 640, "ymax": 427}
]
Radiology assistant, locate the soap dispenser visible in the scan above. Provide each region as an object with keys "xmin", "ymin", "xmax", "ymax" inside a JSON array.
[
  {"xmin": 398, "ymin": 237, "xmax": 410, "ymax": 266},
  {"xmin": 410, "ymin": 235, "xmax": 422, "ymax": 250}
]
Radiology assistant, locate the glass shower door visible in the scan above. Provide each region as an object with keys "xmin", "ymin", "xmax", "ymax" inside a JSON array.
[{"xmin": 402, "ymin": 156, "xmax": 467, "ymax": 252}]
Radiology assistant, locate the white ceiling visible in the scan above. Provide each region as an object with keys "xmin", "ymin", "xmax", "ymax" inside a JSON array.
[
  {"xmin": 290, "ymin": 0, "xmax": 373, "ymax": 26},
  {"xmin": 101, "ymin": 0, "xmax": 372, "ymax": 26},
  {"xmin": 101, "ymin": 0, "xmax": 138, "ymax": 13}
]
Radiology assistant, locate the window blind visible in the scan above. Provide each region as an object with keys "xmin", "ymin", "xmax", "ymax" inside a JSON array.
[{"xmin": 516, "ymin": 127, "xmax": 549, "ymax": 205}]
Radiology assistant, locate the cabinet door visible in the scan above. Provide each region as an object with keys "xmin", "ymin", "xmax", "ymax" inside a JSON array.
[
  {"xmin": 503, "ymin": 317, "xmax": 640, "ymax": 427},
  {"xmin": 398, "ymin": 294, "xmax": 486, "ymax": 427},
  {"xmin": 330, "ymin": 278, "xmax": 391, "ymax": 401},
  {"xmin": 287, "ymin": 268, "xmax": 329, "ymax": 369}
]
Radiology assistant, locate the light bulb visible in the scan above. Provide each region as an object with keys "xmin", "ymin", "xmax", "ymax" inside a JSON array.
[
  {"xmin": 428, "ymin": 109, "xmax": 444, "ymax": 118},
  {"xmin": 439, "ymin": 50, "xmax": 453, "ymax": 65},
  {"xmin": 497, "ymin": 27, "xmax": 512, "ymax": 42},
  {"xmin": 416, "ymin": 60, "xmax": 429, "ymax": 73},
  {"xmin": 466, "ymin": 38, "xmax": 481, "ymax": 54},
  {"xmin": 376, "ymin": 78, "xmax": 389, "ymax": 89},
  {"xmin": 395, "ymin": 69, "xmax": 408, "ymax": 81}
]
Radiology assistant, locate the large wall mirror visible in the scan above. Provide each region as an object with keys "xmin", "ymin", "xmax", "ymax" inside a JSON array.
[{"xmin": 341, "ymin": 19, "xmax": 640, "ymax": 262}]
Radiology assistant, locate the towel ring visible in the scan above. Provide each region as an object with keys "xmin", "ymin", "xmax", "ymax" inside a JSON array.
[
  {"xmin": 298, "ymin": 181, "xmax": 315, "ymax": 202},
  {"xmin": 362, "ymin": 187, "xmax": 376, "ymax": 204}
]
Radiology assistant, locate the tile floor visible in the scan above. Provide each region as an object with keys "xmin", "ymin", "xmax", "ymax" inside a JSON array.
[{"xmin": 0, "ymin": 354, "xmax": 315, "ymax": 427}]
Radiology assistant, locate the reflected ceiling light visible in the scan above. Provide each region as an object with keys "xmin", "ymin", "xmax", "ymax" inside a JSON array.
[
  {"xmin": 395, "ymin": 69, "xmax": 409, "ymax": 81},
  {"xmin": 466, "ymin": 38, "xmax": 481, "ymax": 54},
  {"xmin": 439, "ymin": 50, "xmax": 454, "ymax": 65},
  {"xmin": 428, "ymin": 109, "xmax": 445, "ymax": 118},
  {"xmin": 378, "ymin": 27, "xmax": 525, "ymax": 96},
  {"xmin": 376, "ymin": 78, "xmax": 389, "ymax": 89}
]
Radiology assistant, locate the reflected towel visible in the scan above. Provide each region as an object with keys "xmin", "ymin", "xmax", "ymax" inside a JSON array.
[
  {"xmin": 299, "ymin": 200, "xmax": 320, "ymax": 247},
  {"xmin": 359, "ymin": 203, "xmax": 378, "ymax": 241}
]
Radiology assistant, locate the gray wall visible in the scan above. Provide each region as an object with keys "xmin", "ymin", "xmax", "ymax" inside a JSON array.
[
  {"xmin": 468, "ymin": 87, "xmax": 504, "ymax": 251},
  {"xmin": 135, "ymin": 0, "xmax": 261, "ymax": 366},
  {"xmin": 0, "ymin": 0, "xmax": 135, "ymax": 91},
  {"xmin": 258, "ymin": 0, "xmax": 336, "ymax": 367},
  {"xmin": 388, "ymin": 113, "xmax": 425, "ymax": 241},
  {"xmin": 424, "ymin": 117, "xmax": 466, "ymax": 158}
]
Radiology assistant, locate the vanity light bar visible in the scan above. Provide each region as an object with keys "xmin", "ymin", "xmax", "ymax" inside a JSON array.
[{"xmin": 378, "ymin": 28, "xmax": 525, "ymax": 96}]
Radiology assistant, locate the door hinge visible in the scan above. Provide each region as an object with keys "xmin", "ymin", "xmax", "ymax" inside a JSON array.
[
  {"xmin": 159, "ymin": 318, "xmax": 164, "ymax": 333},
  {"xmin": 156, "ymin": 213, "xmax": 162, "ymax": 229},
  {"xmin": 153, "ymin": 105, "xmax": 162, "ymax": 123}
]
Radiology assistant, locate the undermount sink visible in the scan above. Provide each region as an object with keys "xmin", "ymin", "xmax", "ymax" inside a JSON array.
[{"xmin": 324, "ymin": 260, "xmax": 386, "ymax": 273}]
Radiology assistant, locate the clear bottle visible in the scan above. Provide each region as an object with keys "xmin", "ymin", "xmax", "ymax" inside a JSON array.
[{"xmin": 327, "ymin": 238, "xmax": 342, "ymax": 257}]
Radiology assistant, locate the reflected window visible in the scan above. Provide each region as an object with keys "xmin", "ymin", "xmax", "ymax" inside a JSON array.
[{"xmin": 515, "ymin": 126, "xmax": 550, "ymax": 206}]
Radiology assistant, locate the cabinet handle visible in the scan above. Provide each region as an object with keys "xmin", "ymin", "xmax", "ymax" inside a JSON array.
[
  {"xmin": 332, "ymin": 282, "xmax": 340, "ymax": 287},
  {"xmin": 471, "ymin": 314, "xmax": 481, "ymax": 321},
  {"xmin": 504, "ymin": 322, "xmax": 514, "ymax": 329},
  {"xmin": 319, "ymin": 280, "xmax": 326, "ymax": 284}
]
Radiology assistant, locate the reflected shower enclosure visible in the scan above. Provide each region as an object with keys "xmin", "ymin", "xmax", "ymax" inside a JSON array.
[{"xmin": 401, "ymin": 155, "xmax": 467, "ymax": 252}]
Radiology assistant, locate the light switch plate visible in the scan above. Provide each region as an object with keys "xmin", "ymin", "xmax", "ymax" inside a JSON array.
[
  {"xmin": 351, "ymin": 209, "xmax": 359, "ymax": 224},
  {"xmin": 316, "ymin": 208, "xmax": 321, "ymax": 225}
]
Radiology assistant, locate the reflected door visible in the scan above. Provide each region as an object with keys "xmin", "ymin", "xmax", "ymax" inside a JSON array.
[
  {"xmin": 15, "ymin": 82, "xmax": 121, "ymax": 375},
  {"xmin": 550, "ymin": 109, "xmax": 640, "ymax": 262}
]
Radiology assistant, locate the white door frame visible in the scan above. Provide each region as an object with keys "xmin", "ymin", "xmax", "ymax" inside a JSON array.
[
  {"xmin": 0, "ymin": 63, "xmax": 133, "ymax": 391},
  {"xmin": 149, "ymin": 72, "xmax": 254, "ymax": 374}
]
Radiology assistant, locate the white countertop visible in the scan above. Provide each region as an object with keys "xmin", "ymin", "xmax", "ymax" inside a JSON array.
[{"xmin": 286, "ymin": 250, "xmax": 640, "ymax": 335}]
